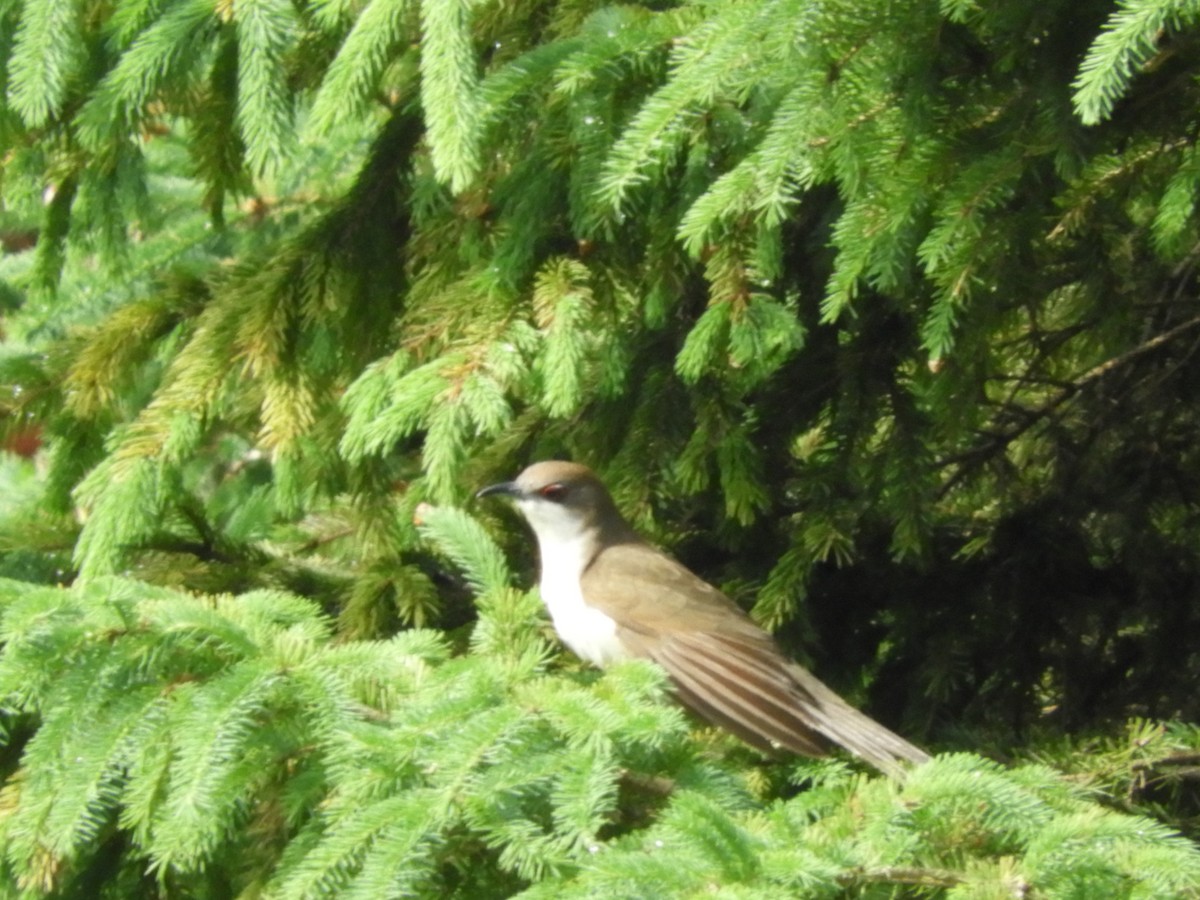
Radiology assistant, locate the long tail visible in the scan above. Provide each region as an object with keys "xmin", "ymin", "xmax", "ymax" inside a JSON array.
[
  {"xmin": 785, "ymin": 663, "xmax": 929, "ymax": 779},
  {"xmin": 644, "ymin": 630, "xmax": 929, "ymax": 778}
]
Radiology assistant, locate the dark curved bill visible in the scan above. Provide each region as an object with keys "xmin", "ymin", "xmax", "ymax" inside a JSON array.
[{"xmin": 476, "ymin": 481, "xmax": 520, "ymax": 500}]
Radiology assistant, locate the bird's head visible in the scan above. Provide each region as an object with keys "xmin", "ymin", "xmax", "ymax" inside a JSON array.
[{"xmin": 477, "ymin": 461, "xmax": 627, "ymax": 542}]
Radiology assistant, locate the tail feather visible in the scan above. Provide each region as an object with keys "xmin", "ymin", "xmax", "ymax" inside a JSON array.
[
  {"xmin": 786, "ymin": 662, "xmax": 930, "ymax": 778},
  {"xmin": 635, "ymin": 629, "xmax": 929, "ymax": 778}
]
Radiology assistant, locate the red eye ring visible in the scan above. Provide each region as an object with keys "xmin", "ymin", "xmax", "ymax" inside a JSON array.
[{"xmin": 539, "ymin": 483, "xmax": 568, "ymax": 501}]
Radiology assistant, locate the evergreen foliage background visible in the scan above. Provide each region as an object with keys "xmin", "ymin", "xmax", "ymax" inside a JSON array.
[{"xmin": 1, "ymin": 0, "xmax": 1200, "ymax": 895}]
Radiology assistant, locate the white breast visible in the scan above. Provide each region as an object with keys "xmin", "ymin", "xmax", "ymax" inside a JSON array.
[{"xmin": 516, "ymin": 498, "xmax": 629, "ymax": 667}]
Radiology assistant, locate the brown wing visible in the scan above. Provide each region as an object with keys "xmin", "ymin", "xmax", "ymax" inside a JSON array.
[
  {"xmin": 582, "ymin": 541, "xmax": 929, "ymax": 777},
  {"xmin": 636, "ymin": 629, "xmax": 833, "ymax": 757},
  {"xmin": 580, "ymin": 541, "xmax": 765, "ymax": 635}
]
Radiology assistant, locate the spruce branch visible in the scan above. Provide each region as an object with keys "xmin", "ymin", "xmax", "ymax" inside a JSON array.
[
  {"xmin": 1073, "ymin": 0, "xmax": 1200, "ymax": 124},
  {"xmin": 415, "ymin": 502, "xmax": 511, "ymax": 596},
  {"xmin": 835, "ymin": 864, "xmax": 966, "ymax": 890},
  {"xmin": 234, "ymin": 0, "xmax": 299, "ymax": 176},
  {"xmin": 3, "ymin": 0, "xmax": 1200, "ymax": 894},
  {"xmin": 619, "ymin": 769, "xmax": 676, "ymax": 798},
  {"xmin": 310, "ymin": 0, "xmax": 415, "ymax": 132},
  {"xmin": 937, "ymin": 311, "xmax": 1200, "ymax": 498},
  {"xmin": 419, "ymin": 0, "xmax": 481, "ymax": 191},
  {"xmin": 6, "ymin": 0, "xmax": 82, "ymax": 127},
  {"xmin": 74, "ymin": 0, "xmax": 217, "ymax": 150}
]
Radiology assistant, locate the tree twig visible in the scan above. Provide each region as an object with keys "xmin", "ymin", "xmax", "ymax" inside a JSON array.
[
  {"xmin": 836, "ymin": 865, "xmax": 965, "ymax": 889},
  {"xmin": 937, "ymin": 312, "xmax": 1200, "ymax": 499}
]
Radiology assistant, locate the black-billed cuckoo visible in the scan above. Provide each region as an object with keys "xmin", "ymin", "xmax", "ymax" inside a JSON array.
[{"xmin": 478, "ymin": 460, "xmax": 929, "ymax": 778}]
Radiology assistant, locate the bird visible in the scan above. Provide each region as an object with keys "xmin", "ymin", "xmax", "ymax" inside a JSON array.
[{"xmin": 477, "ymin": 460, "xmax": 929, "ymax": 778}]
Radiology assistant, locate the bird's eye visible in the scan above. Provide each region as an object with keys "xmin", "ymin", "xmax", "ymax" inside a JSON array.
[{"xmin": 539, "ymin": 483, "xmax": 568, "ymax": 502}]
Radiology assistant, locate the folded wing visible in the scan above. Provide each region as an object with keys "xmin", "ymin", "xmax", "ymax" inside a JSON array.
[{"xmin": 585, "ymin": 541, "xmax": 929, "ymax": 777}]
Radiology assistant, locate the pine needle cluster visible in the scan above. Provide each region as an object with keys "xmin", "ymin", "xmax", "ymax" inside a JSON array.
[
  {"xmin": 2, "ymin": 0, "xmax": 1200, "ymax": 894},
  {"xmin": 2, "ymin": 563, "xmax": 1199, "ymax": 898}
]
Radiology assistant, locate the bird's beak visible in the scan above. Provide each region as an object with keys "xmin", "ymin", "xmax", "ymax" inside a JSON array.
[{"xmin": 476, "ymin": 481, "xmax": 521, "ymax": 500}]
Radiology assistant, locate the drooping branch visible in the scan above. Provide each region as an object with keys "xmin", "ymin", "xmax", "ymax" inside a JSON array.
[{"xmin": 937, "ymin": 310, "xmax": 1200, "ymax": 499}]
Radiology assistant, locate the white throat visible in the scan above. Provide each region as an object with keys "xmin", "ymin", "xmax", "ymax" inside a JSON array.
[{"xmin": 514, "ymin": 498, "xmax": 629, "ymax": 667}]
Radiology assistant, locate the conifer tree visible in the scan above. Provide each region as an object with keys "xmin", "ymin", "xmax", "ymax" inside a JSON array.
[{"xmin": 1, "ymin": 0, "xmax": 1200, "ymax": 896}]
